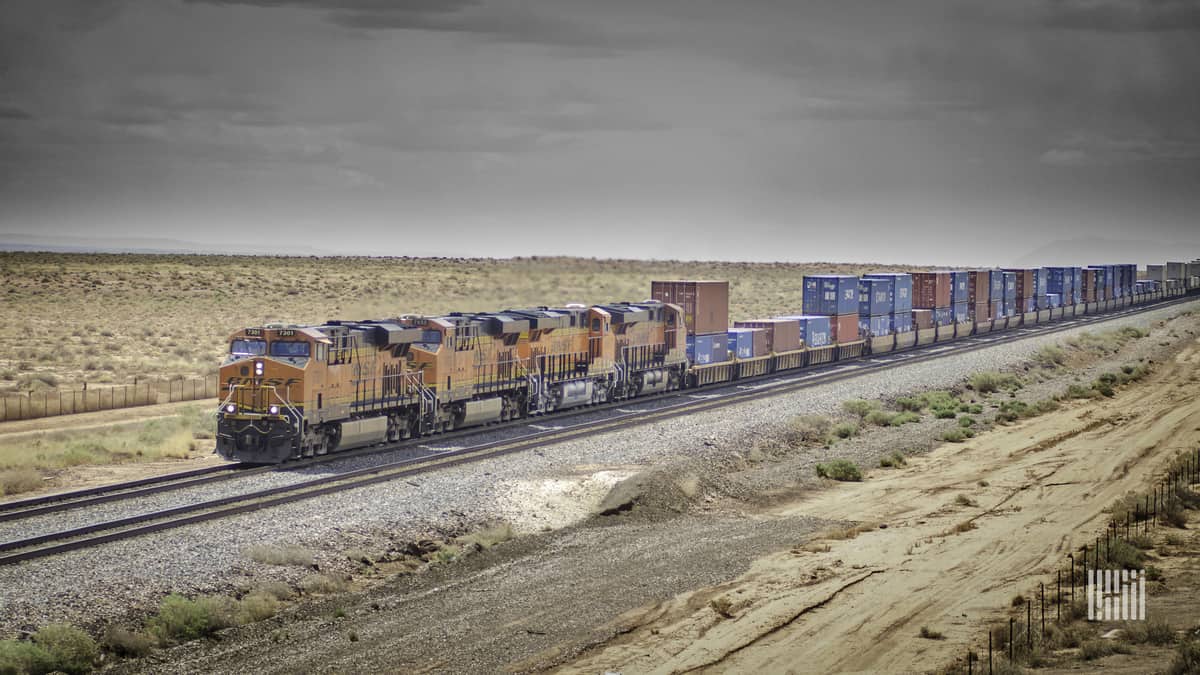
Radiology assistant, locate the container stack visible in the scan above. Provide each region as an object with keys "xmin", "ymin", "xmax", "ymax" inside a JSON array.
[
  {"xmin": 726, "ymin": 327, "xmax": 767, "ymax": 359},
  {"xmin": 774, "ymin": 315, "xmax": 833, "ymax": 348},
  {"xmin": 862, "ymin": 273, "xmax": 914, "ymax": 334},
  {"xmin": 651, "ymin": 280, "xmax": 730, "ymax": 364},
  {"xmin": 733, "ymin": 318, "xmax": 802, "ymax": 353},
  {"xmin": 1034, "ymin": 268, "xmax": 1052, "ymax": 309},
  {"xmin": 1120, "ymin": 264, "xmax": 1136, "ymax": 297},
  {"xmin": 802, "ymin": 275, "xmax": 860, "ymax": 344},
  {"xmin": 1003, "ymin": 268, "xmax": 1036, "ymax": 313},
  {"xmin": 911, "ymin": 271, "xmax": 953, "ymax": 326},
  {"xmin": 1002, "ymin": 271, "xmax": 1018, "ymax": 317},
  {"xmin": 856, "ymin": 277, "xmax": 894, "ymax": 338},
  {"xmin": 1167, "ymin": 262, "xmax": 1186, "ymax": 281},
  {"xmin": 1045, "ymin": 267, "xmax": 1075, "ymax": 306},
  {"xmin": 1072, "ymin": 267, "xmax": 1083, "ymax": 304},
  {"xmin": 967, "ymin": 270, "xmax": 992, "ymax": 321},
  {"xmin": 951, "ymin": 271, "xmax": 971, "ymax": 324},
  {"xmin": 1146, "ymin": 264, "xmax": 1166, "ymax": 283}
]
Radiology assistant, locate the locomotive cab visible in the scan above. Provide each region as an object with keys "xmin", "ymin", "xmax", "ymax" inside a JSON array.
[{"xmin": 216, "ymin": 326, "xmax": 320, "ymax": 463}]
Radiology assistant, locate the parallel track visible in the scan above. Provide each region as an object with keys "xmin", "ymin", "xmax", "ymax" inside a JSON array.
[{"xmin": 0, "ymin": 293, "xmax": 1193, "ymax": 566}]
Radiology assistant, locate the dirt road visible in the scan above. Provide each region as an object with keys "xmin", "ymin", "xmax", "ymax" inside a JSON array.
[{"xmin": 561, "ymin": 337, "xmax": 1200, "ymax": 674}]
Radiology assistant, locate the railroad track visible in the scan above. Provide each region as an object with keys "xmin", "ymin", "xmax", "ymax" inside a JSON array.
[{"xmin": 0, "ymin": 293, "xmax": 1193, "ymax": 566}]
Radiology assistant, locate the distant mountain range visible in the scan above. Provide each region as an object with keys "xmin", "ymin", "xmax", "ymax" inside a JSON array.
[
  {"xmin": 3, "ymin": 232, "xmax": 1196, "ymax": 268},
  {"xmin": 1012, "ymin": 237, "xmax": 1199, "ymax": 268},
  {"xmin": 0, "ymin": 233, "xmax": 332, "ymax": 256}
]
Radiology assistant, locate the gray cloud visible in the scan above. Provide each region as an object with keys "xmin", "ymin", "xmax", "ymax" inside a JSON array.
[
  {"xmin": 185, "ymin": 0, "xmax": 634, "ymax": 49},
  {"xmin": 1044, "ymin": 0, "xmax": 1200, "ymax": 32},
  {"xmin": 771, "ymin": 97, "xmax": 978, "ymax": 123},
  {"xmin": 0, "ymin": 105, "xmax": 32, "ymax": 120},
  {"xmin": 1041, "ymin": 133, "xmax": 1200, "ymax": 166}
]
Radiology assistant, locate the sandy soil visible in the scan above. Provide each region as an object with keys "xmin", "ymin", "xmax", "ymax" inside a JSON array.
[{"xmin": 560, "ymin": 336, "xmax": 1200, "ymax": 674}]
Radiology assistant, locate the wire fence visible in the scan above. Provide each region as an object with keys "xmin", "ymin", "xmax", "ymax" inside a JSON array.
[
  {"xmin": 0, "ymin": 375, "xmax": 220, "ymax": 422},
  {"xmin": 954, "ymin": 447, "xmax": 1200, "ymax": 674}
]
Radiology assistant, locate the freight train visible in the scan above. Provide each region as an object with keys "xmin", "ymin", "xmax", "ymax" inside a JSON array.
[{"xmin": 217, "ymin": 264, "xmax": 1200, "ymax": 464}]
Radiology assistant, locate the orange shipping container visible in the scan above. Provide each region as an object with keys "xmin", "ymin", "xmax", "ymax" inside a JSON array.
[
  {"xmin": 911, "ymin": 272, "xmax": 952, "ymax": 308},
  {"xmin": 651, "ymin": 280, "xmax": 729, "ymax": 335},
  {"xmin": 967, "ymin": 270, "xmax": 990, "ymax": 305},
  {"xmin": 732, "ymin": 319, "xmax": 800, "ymax": 352},
  {"xmin": 912, "ymin": 309, "xmax": 934, "ymax": 330},
  {"xmin": 831, "ymin": 314, "xmax": 860, "ymax": 343}
]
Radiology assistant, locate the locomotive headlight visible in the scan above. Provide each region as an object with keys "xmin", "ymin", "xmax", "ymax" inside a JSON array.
[
  {"xmin": 225, "ymin": 404, "xmax": 236, "ymax": 414},
  {"xmin": 254, "ymin": 361, "xmax": 264, "ymax": 375},
  {"xmin": 269, "ymin": 405, "xmax": 279, "ymax": 415}
]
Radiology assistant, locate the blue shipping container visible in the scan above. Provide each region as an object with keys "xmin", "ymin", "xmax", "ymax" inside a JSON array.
[
  {"xmin": 951, "ymin": 271, "xmax": 970, "ymax": 304},
  {"xmin": 1047, "ymin": 293, "xmax": 1061, "ymax": 308},
  {"xmin": 686, "ymin": 333, "xmax": 729, "ymax": 365},
  {"xmin": 803, "ymin": 275, "xmax": 859, "ymax": 316},
  {"xmin": 863, "ymin": 273, "xmax": 914, "ymax": 314},
  {"xmin": 1034, "ymin": 268, "xmax": 1049, "ymax": 297},
  {"xmin": 892, "ymin": 311, "xmax": 914, "ymax": 333},
  {"xmin": 777, "ymin": 315, "xmax": 832, "ymax": 348},
  {"xmin": 727, "ymin": 329, "xmax": 755, "ymax": 359},
  {"xmin": 953, "ymin": 302, "xmax": 970, "ymax": 324},
  {"xmin": 1045, "ymin": 267, "xmax": 1074, "ymax": 305},
  {"xmin": 859, "ymin": 314, "xmax": 892, "ymax": 338},
  {"xmin": 989, "ymin": 270, "xmax": 1004, "ymax": 301},
  {"xmin": 858, "ymin": 278, "xmax": 893, "ymax": 317},
  {"xmin": 1072, "ymin": 268, "xmax": 1083, "ymax": 304},
  {"xmin": 1003, "ymin": 272, "xmax": 1017, "ymax": 296}
]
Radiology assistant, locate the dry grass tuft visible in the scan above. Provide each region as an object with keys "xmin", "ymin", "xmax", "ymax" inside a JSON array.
[
  {"xmin": 243, "ymin": 544, "xmax": 315, "ymax": 567},
  {"xmin": 0, "ymin": 468, "xmax": 44, "ymax": 496}
]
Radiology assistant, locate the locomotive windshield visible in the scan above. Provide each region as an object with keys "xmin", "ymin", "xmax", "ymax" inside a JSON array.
[
  {"xmin": 270, "ymin": 341, "xmax": 310, "ymax": 357},
  {"xmin": 230, "ymin": 339, "xmax": 266, "ymax": 356}
]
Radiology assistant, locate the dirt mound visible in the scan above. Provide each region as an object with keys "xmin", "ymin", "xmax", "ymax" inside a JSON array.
[{"xmin": 596, "ymin": 467, "xmax": 713, "ymax": 518}]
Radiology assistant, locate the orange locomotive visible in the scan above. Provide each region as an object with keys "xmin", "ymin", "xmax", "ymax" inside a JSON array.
[{"xmin": 216, "ymin": 302, "xmax": 689, "ymax": 463}]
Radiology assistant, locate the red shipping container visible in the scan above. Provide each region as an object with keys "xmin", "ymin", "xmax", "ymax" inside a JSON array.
[
  {"xmin": 971, "ymin": 301, "xmax": 990, "ymax": 321},
  {"xmin": 651, "ymin": 280, "xmax": 729, "ymax": 335},
  {"xmin": 1082, "ymin": 270, "xmax": 1098, "ymax": 302},
  {"xmin": 752, "ymin": 329, "xmax": 769, "ymax": 357},
  {"xmin": 1004, "ymin": 268, "xmax": 1035, "ymax": 300},
  {"xmin": 912, "ymin": 309, "xmax": 934, "ymax": 330},
  {"xmin": 733, "ymin": 319, "xmax": 800, "ymax": 353},
  {"xmin": 911, "ymin": 272, "xmax": 952, "ymax": 308},
  {"xmin": 967, "ymin": 270, "xmax": 990, "ymax": 305},
  {"xmin": 831, "ymin": 314, "xmax": 860, "ymax": 343}
]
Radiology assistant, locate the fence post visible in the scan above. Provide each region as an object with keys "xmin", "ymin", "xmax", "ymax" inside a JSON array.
[
  {"xmin": 1040, "ymin": 583, "xmax": 1045, "ymax": 638},
  {"xmin": 989, "ymin": 630, "xmax": 993, "ymax": 674},
  {"xmin": 1027, "ymin": 600, "xmax": 1032, "ymax": 651},
  {"xmin": 1057, "ymin": 570, "xmax": 1061, "ymax": 622},
  {"xmin": 1009, "ymin": 618, "xmax": 1014, "ymax": 663}
]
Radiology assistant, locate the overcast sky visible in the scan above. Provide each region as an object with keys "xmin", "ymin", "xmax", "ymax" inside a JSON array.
[{"xmin": 1, "ymin": 0, "xmax": 1198, "ymax": 265}]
